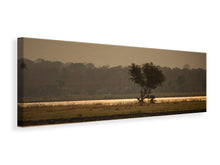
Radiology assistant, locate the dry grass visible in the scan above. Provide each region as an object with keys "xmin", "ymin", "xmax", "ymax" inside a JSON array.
[
  {"xmin": 21, "ymin": 92, "xmax": 206, "ymax": 103},
  {"xmin": 18, "ymin": 101, "xmax": 206, "ymax": 122}
]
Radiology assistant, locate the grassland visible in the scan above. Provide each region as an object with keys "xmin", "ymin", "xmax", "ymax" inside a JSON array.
[
  {"xmin": 18, "ymin": 100, "xmax": 206, "ymax": 126},
  {"xmin": 20, "ymin": 92, "xmax": 206, "ymax": 103}
]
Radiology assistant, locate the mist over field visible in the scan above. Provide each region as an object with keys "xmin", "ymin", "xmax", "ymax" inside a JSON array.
[{"xmin": 18, "ymin": 58, "xmax": 206, "ymax": 103}]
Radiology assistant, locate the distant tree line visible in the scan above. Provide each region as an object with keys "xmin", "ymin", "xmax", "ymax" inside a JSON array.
[{"xmin": 18, "ymin": 58, "xmax": 206, "ymax": 102}]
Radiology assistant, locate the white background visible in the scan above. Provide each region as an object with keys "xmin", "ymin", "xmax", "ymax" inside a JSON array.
[{"xmin": 1, "ymin": 0, "xmax": 219, "ymax": 165}]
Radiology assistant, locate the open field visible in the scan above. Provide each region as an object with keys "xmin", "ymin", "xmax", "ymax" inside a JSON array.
[
  {"xmin": 20, "ymin": 92, "xmax": 206, "ymax": 103},
  {"xmin": 18, "ymin": 96, "xmax": 206, "ymax": 107},
  {"xmin": 18, "ymin": 98, "xmax": 206, "ymax": 126}
]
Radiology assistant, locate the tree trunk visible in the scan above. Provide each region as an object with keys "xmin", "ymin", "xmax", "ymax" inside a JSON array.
[
  {"xmin": 137, "ymin": 87, "xmax": 147, "ymax": 106},
  {"xmin": 137, "ymin": 87, "xmax": 153, "ymax": 106}
]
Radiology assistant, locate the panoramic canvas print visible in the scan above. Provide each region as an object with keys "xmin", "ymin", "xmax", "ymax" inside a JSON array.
[{"xmin": 18, "ymin": 38, "xmax": 206, "ymax": 126}]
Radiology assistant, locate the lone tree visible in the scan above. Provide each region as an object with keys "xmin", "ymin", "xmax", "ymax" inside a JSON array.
[{"xmin": 129, "ymin": 62, "xmax": 165, "ymax": 105}]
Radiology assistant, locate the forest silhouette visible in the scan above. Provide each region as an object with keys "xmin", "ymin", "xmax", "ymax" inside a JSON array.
[{"xmin": 18, "ymin": 58, "xmax": 206, "ymax": 102}]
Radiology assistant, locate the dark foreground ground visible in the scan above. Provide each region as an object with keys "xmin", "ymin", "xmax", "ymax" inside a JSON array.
[{"xmin": 18, "ymin": 101, "xmax": 206, "ymax": 127}]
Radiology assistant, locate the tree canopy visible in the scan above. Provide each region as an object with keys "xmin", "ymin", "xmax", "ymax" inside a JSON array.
[{"xmin": 129, "ymin": 62, "xmax": 165, "ymax": 105}]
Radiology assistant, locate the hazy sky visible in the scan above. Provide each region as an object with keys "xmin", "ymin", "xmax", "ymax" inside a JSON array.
[{"xmin": 19, "ymin": 38, "xmax": 206, "ymax": 69}]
